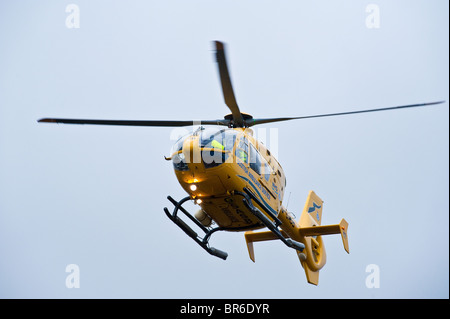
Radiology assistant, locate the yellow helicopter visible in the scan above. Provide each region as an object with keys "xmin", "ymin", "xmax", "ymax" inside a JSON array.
[{"xmin": 38, "ymin": 41, "xmax": 443, "ymax": 285}]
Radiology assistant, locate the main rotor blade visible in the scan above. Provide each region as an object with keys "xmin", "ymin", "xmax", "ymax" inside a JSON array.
[
  {"xmin": 38, "ymin": 118, "xmax": 229, "ymax": 127},
  {"xmin": 249, "ymin": 101, "xmax": 445, "ymax": 126},
  {"xmin": 214, "ymin": 41, "xmax": 244, "ymax": 127}
]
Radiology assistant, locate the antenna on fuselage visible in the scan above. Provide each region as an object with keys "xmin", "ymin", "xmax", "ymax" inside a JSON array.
[{"xmin": 286, "ymin": 191, "xmax": 292, "ymax": 210}]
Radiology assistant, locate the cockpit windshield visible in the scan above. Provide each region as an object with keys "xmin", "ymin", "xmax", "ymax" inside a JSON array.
[
  {"xmin": 170, "ymin": 131, "xmax": 192, "ymax": 155},
  {"xmin": 170, "ymin": 131, "xmax": 191, "ymax": 171},
  {"xmin": 171, "ymin": 128, "xmax": 238, "ymax": 170},
  {"xmin": 199, "ymin": 128, "xmax": 237, "ymax": 151},
  {"xmin": 200, "ymin": 128, "xmax": 237, "ymax": 169}
]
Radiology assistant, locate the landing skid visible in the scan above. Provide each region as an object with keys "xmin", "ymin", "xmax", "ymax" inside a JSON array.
[
  {"xmin": 164, "ymin": 188, "xmax": 305, "ymax": 260},
  {"xmin": 164, "ymin": 195, "xmax": 229, "ymax": 260}
]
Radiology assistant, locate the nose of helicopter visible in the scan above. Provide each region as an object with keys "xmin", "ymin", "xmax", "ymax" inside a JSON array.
[
  {"xmin": 181, "ymin": 136, "xmax": 205, "ymax": 173},
  {"xmin": 174, "ymin": 136, "xmax": 227, "ymax": 197}
]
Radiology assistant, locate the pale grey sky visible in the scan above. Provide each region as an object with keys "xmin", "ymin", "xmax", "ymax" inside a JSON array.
[{"xmin": 0, "ymin": 0, "xmax": 448, "ymax": 298}]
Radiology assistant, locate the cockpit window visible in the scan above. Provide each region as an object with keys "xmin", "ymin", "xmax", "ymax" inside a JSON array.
[
  {"xmin": 249, "ymin": 144, "xmax": 261, "ymax": 175},
  {"xmin": 248, "ymin": 144, "xmax": 271, "ymax": 181},
  {"xmin": 170, "ymin": 131, "xmax": 191, "ymax": 171},
  {"xmin": 200, "ymin": 128, "xmax": 237, "ymax": 168},
  {"xmin": 261, "ymin": 157, "xmax": 271, "ymax": 182},
  {"xmin": 235, "ymin": 137, "xmax": 248, "ymax": 164},
  {"xmin": 200, "ymin": 128, "xmax": 237, "ymax": 151},
  {"xmin": 170, "ymin": 131, "xmax": 191, "ymax": 155},
  {"xmin": 172, "ymin": 152, "xmax": 189, "ymax": 171},
  {"xmin": 171, "ymin": 128, "xmax": 239, "ymax": 170}
]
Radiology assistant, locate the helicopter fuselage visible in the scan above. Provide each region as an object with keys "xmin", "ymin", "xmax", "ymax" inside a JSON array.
[{"xmin": 169, "ymin": 127, "xmax": 288, "ymax": 231}]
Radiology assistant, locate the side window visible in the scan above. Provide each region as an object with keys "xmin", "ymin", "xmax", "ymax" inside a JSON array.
[
  {"xmin": 223, "ymin": 130, "xmax": 237, "ymax": 151},
  {"xmin": 235, "ymin": 137, "xmax": 248, "ymax": 164},
  {"xmin": 261, "ymin": 159, "xmax": 271, "ymax": 182},
  {"xmin": 249, "ymin": 144, "xmax": 261, "ymax": 175}
]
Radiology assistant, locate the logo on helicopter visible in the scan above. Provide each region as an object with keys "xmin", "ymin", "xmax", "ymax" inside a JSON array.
[{"xmin": 308, "ymin": 202, "xmax": 321, "ymax": 222}]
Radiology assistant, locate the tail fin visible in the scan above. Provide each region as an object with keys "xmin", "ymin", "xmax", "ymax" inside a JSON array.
[
  {"xmin": 297, "ymin": 191, "xmax": 349, "ymax": 285},
  {"xmin": 299, "ymin": 190, "xmax": 324, "ymax": 227}
]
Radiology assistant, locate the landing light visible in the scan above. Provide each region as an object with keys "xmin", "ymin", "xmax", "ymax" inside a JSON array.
[
  {"xmin": 190, "ymin": 184, "xmax": 197, "ymax": 191},
  {"xmin": 196, "ymin": 199, "xmax": 202, "ymax": 204}
]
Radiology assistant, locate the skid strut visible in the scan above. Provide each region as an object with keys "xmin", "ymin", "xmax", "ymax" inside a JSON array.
[
  {"xmin": 164, "ymin": 196, "xmax": 228, "ymax": 260},
  {"xmin": 236, "ymin": 188, "xmax": 305, "ymax": 252}
]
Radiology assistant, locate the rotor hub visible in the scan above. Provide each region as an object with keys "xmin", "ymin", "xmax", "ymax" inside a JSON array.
[{"xmin": 224, "ymin": 112, "xmax": 253, "ymax": 127}]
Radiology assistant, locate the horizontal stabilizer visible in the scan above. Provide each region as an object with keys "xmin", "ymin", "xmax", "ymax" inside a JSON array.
[
  {"xmin": 299, "ymin": 218, "xmax": 349, "ymax": 254},
  {"xmin": 244, "ymin": 230, "xmax": 289, "ymax": 262}
]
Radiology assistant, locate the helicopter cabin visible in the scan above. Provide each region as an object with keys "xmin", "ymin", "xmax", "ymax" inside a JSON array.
[{"xmin": 170, "ymin": 127, "xmax": 286, "ymax": 210}]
